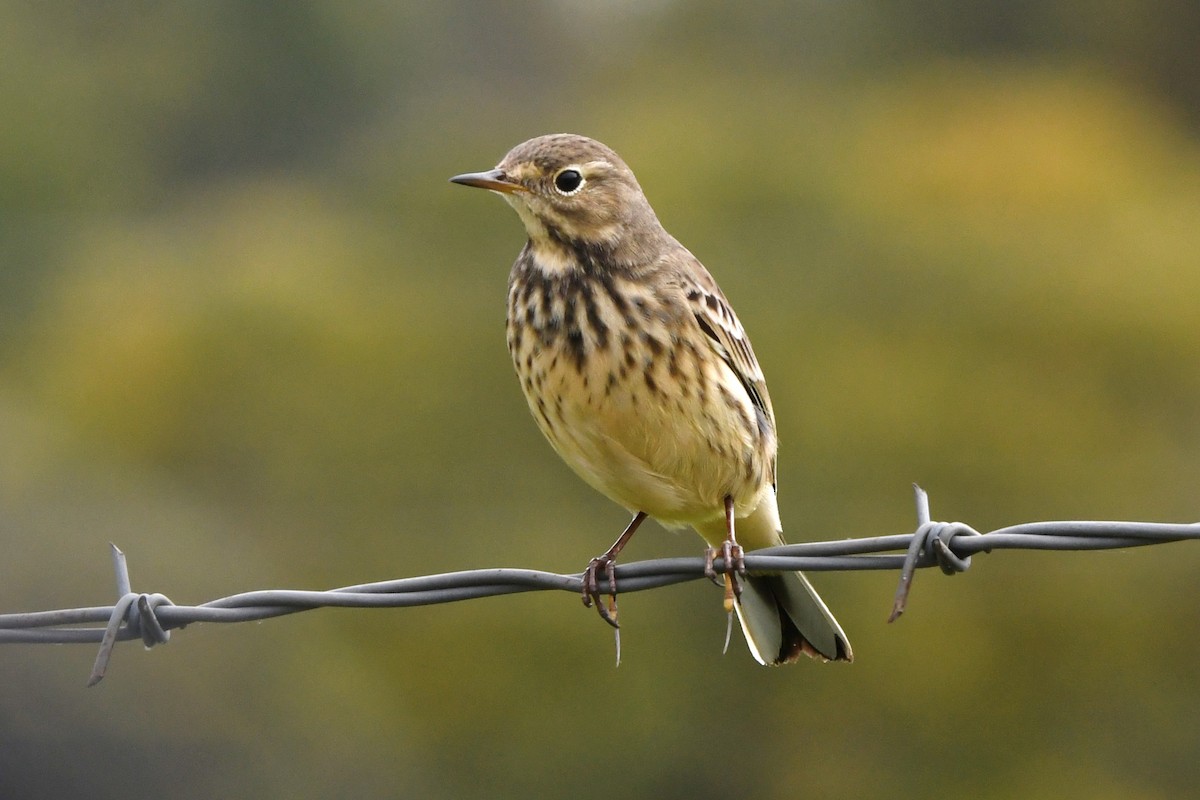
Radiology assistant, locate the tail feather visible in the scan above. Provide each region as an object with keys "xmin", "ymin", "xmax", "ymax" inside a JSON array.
[{"xmin": 734, "ymin": 571, "xmax": 853, "ymax": 665}]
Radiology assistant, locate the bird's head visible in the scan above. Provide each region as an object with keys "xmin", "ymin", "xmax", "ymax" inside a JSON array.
[{"xmin": 451, "ymin": 134, "xmax": 666, "ymax": 263}]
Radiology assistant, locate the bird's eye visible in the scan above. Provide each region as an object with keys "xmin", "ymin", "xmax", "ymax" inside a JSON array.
[{"xmin": 553, "ymin": 168, "xmax": 584, "ymax": 195}]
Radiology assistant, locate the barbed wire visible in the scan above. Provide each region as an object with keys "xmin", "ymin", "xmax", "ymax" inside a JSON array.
[{"xmin": 1, "ymin": 486, "xmax": 1197, "ymax": 685}]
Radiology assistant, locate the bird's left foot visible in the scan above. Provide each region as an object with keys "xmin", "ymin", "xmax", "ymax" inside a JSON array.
[
  {"xmin": 704, "ymin": 538, "xmax": 745, "ymax": 613},
  {"xmin": 707, "ymin": 496, "xmax": 746, "ymax": 613}
]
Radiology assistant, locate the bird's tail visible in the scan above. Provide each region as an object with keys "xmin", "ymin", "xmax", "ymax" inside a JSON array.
[{"xmin": 734, "ymin": 570, "xmax": 853, "ymax": 665}]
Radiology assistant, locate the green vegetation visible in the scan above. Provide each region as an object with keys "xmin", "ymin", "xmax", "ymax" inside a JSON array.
[{"xmin": 2, "ymin": 3, "xmax": 1197, "ymax": 798}]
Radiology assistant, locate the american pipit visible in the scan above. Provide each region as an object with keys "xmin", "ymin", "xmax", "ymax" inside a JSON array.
[{"xmin": 451, "ymin": 134, "xmax": 851, "ymax": 665}]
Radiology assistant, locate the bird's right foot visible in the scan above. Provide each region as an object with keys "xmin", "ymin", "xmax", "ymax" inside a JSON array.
[
  {"xmin": 580, "ymin": 511, "xmax": 649, "ymax": 630},
  {"xmin": 581, "ymin": 554, "xmax": 620, "ymax": 628}
]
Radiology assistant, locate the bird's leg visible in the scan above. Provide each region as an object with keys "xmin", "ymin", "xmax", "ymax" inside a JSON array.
[
  {"xmin": 582, "ymin": 511, "xmax": 647, "ymax": 629},
  {"xmin": 704, "ymin": 496, "xmax": 746, "ymax": 613}
]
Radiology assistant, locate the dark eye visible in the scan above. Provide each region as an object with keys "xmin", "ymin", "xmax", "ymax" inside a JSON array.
[{"xmin": 554, "ymin": 168, "xmax": 584, "ymax": 194}]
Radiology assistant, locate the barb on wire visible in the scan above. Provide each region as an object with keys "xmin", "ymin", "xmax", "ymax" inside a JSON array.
[
  {"xmin": 1, "ymin": 486, "xmax": 1197, "ymax": 685},
  {"xmin": 888, "ymin": 485, "xmax": 986, "ymax": 622}
]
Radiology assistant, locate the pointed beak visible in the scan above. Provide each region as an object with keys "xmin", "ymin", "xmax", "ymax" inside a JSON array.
[{"xmin": 449, "ymin": 168, "xmax": 527, "ymax": 194}]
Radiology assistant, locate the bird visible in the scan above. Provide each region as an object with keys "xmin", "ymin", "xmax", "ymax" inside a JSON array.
[{"xmin": 450, "ymin": 134, "xmax": 851, "ymax": 665}]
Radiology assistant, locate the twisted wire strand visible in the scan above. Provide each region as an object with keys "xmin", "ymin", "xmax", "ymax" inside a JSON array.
[{"xmin": 1, "ymin": 487, "xmax": 1196, "ymax": 685}]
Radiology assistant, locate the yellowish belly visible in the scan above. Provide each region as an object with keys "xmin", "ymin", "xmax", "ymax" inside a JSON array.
[{"xmin": 514, "ymin": 332, "xmax": 771, "ymax": 529}]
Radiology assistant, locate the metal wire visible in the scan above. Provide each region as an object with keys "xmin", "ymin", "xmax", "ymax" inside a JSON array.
[{"xmin": 1, "ymin": 486, "xmax": 1196, "ymax": 685}]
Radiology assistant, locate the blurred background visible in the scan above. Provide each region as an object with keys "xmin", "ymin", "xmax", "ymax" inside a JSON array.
[{"xmin": 2, "ymin": 2, "xmax": 1198, "ymax": 797}]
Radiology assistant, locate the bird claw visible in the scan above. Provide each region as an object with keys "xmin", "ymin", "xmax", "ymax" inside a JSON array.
[
  {"xmin": 582, "ymin": 555, "xmax": 620, "ymax": 629},
  {"xmin": 581, "ymin": 512, "xmax": 647, "ymax": 634},
  {"xmin": 705, "ymin": 540, "xmax": 745, "ymax": 612}
]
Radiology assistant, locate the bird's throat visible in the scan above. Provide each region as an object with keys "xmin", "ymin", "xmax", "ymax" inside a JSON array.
[{"xmin": 525, "ymin": 238, "xmax": 582, "ymax": 276}]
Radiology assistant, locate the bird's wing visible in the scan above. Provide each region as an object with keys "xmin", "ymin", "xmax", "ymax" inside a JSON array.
[{"xmin": 680, "ymin": 258, "xmax": 778, "ymax": 485}]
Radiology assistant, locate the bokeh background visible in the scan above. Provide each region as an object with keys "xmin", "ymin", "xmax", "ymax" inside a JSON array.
[{"xmin": 2, "ymin": 2, "xmax": 1198, "ymax": 798}]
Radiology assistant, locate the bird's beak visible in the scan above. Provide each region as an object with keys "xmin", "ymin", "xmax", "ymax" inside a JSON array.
[{"xmin": 449, "ymin": 169, "xmax": 528, "ymax": 194}]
